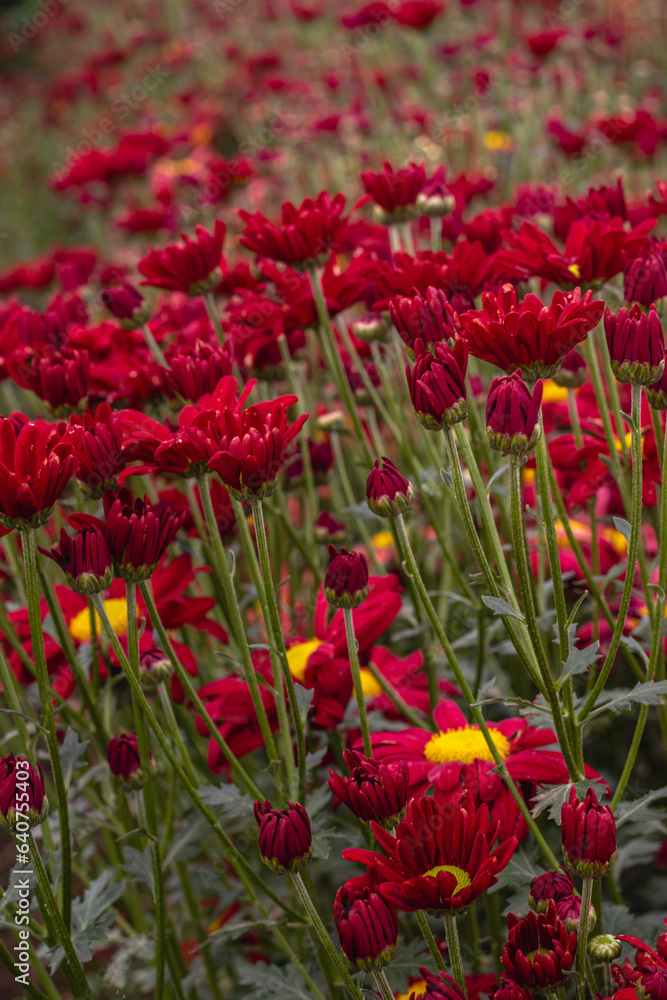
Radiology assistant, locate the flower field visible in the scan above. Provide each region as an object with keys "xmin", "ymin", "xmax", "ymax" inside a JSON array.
[{"xmin": 2, "ymin": 0, "xmax": 667, "ymax": 998}]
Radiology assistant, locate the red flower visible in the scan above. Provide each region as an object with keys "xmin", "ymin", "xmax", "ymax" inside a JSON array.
[
  {"xmin": 604, "ymin": 304, "xmax": 665, "ymax": 385},
  {"xmin": 138, "ymin": 221, "xmax": 226, "ymax": 295},
  {"xmin": 389, "ymin": 286, "xmax": 459, "ymax": 354},
  {"xmin": 8, "ymin": 345, "xmax": 90, "ymax": 416},
  {"xmin": 364, "ymin": 699, "xmax": 584, "ymax": 841},
  {"xmin": 0, "ymin": 754, "xmax": 49, "ymax": 832},
  {"xmin": 0, "ymin": 417, "xmax": 83, "ymax": 530},
  {"xmin": 561, "ymin": 784, "xmax": 617, "ymax": 877},
  {"xmin": 501, "ymin": 902, "xmax": 577, "ymax": 992},
  {"xmin": 392, "ymin": 0, "xmax": 444, "ymax": 30},
  {"xmin": 329, "ymin": 749, "xmax": 409, "ymax": 829},
  {"xmin": 102, "ymin": 282, "xmax": 151, "ymax": 329},
  {"xmin": 486, "ymin": 372, "xmax": 543, "ymax": 457},
  {"xmin": 166, "ymin": 339, "xmax": 233, "ymax": 402},
  {"xmin": 334, "ymin": 866, "xmax": 398, "ymax": 971},
  {"xmin": 343, "ymin": 790, "xmax": 517, "ymax": 915},
  {"xmin": 39, "ymin": 524, "xmax": 113, "ymax": 595},
  {"xmin": 366, "ymin": 457, "xmax": 415, "ymax": 517},
  {"xmin": 323, "ymin": 544, "xmax": 369, "ymax": 609},
  {"xmin": 407, "ymin": 338, "xmax": 468, "ymax": 430},
  {"xmin": 254, "ymin": 799, "xmax": 312, "ymax": 873},
  {"xmin": 70, "ymin": 402, "xmax": 125, "ymax": 498},
  {"xmin": 239, "ymin": 192, "xmax": 350, "ymax": 271},
  {"xmin": 459, "ymin": 284, "xmax": 604, "ymax": 380},
  {"xmin": 360, "ymin": 161, "xmax": 426, "ymax": 222},
  {"xmin": 107, "ymin": 734, "xmax": 143, "ymax": 785},
  {"xmin": 207, "ymin": 393, "xmax": 308, "ymax": 500}
]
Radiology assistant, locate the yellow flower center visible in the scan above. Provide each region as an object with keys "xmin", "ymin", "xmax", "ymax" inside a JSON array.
[
  {"xmin": 541, "ymin": 380, "xmax": 569, "ymax": 403},
  {"xmin": 69, "ymin": 598, "xmax": 132, "ymax": 642},
  {"xmin": 286, "ymin": 639, "xmax": 324, "ymax": 683},
  {"xmin": 359, "ymin": 668, "xmax": 383, "ymax": 697},
  {"xmin": 568, "ymin": 263, "xmax": 581, "ymax": 278},
  {"xmin": 423, "ymin": 864, "xmax": 472, "ymax": 893},
  {"xmin": 395, "ymin": 980, "xmax": 428, "ymax": 1000},
  {"xmin": 423, "ymin": 726, "xmax": 510, "ymax": 764},
  {"xmin": 371, "ymin": 529, "xmax": 395, "ymax": 551}
]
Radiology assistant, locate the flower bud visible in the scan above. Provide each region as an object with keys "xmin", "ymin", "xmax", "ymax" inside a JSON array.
[
  {"xmin": 366, "ymin": 458, "xmax": 415, "ymax": 518},
  {"xmin": 407, "ymin": 338, "xmax": 468, "ymax": 430},
  {"xmin": 636, "ymin": 967, "xmax": 667, "ymax": 1000},
  {"xmin": 528, "ymin": 868, "xmax": 574, "ymax": 912},
  {"xmin": 604, "ymin": 304, "xmax": 665, "ymax": 385},
  {"xmin": 646, "ymin": 354, "xmax": 667, "ymax": 410},
  {"xmin": 40, "ymin": 525, "xmax": 113, "ymax": 595},
  {"xmin": 254, "ymin": 799, "xmax": 312, "ymax": 874},
  {"xmin": 624, "ymin": 248, "xmax": 667, "ymax": 308},
  {"xmin": 329, "ymin": 750, "xmax": 409, "ymax": 829},
  {"xmin": 588, "ymin": 934, "xmax": 622, "ymax": 963},
  {"xmin": 561, "ymin": 785, "xmax": 617, "ymax": 878},
  {"xmin": 486, "ymin": 371, "xmax": 542, "ymax": 457},
  {"xmin": 324, "ymin": 545, "xmax": 369, "ymax": 609},
  {"xmin": 107, "ymin": 733, "xmax": 152, "ymax": 787},
  {"xmin": 139, "ymin": 645, "xmax": 174, "ymax": 688},
  {"xmin": 314, "ymin": 511, "xmax": 346, "ymax": 542},
  {"xmin": 551, "ymin": 349, "xmax": 588, "ymax": 389},
  {"xmin": 351, "ymin": 312, "xmax": 390, "ymax": 343},
  {"xmin": 0, "ymin": 755, "xmax": 49, "ymax": 833},
  {"xmin": 554, "ymin": 893, "xmax": 596, "ymax": 934},
  {"xmin": 490, "ymin": 977, "xmax": 533, "ymax": 1000},
  {"xmin": 334, "ymin": 866, "xmax": 398, "ymax": 971},
  {"xmin": 102, "ymin": 282, "xmax": 151, "ymax": 330}
]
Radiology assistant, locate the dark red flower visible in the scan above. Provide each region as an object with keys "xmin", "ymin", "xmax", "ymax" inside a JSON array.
[
  {"xmin": 102, "ymin": 282, "xmax": 151, "ymax": 329},
  {"xmin": 366, "ymin": 457, "xmax": 414, "ymax": 517},
  {"xmin": 501, "ymin": 901, "xmax": 577, "ymax": 991},
  {"xmin": 407, "ymin": 338, "xmax": 468, "ymax": 430},
  {"xmin": 392, "ymin": 0, "xmax": 444, "ymax": 30},
  {"xmin": 528, "ymin": 868, "xmax": 574, "ymax": 912},
  {"xmin": 324, "ymin": 545, "xmax": 369, "ymax": 609},
  {"xmin": 561, "ymin": 784, "xmax": 617, "ymax": 878},
  {"xmin": 637, "ymin": 967, "xmax": 667, "ymax": 1000},
  {"xmin": 486, "ymin": 371, "xmax": 543, "ymax": 457},
  {"xmin": 138, "ymin": 221, "xmax": 226, "ymax": 295},
  {"xmin": 554, "ymin": 893, "xmax": 596, "ymax": 934},
  {"xmin": 107, "ymin": 734, "xmax": 145, "ymax": 786},
  {"xmin": 491, "ymin": 977, "xmax": 533, "ymax": 1000},
  {"xmin": 411, "ymin": 969, "xmax": 469, "ymax": 1000},
  {"xmin": 8, "ymin": 345, "xmax": 90, "ymax": 416},
  {"xmin": 0, "ymin": 418, "xmax": 83, "ymax": 530},
  {"xmin": 552, "ymin": 348, "xmax": 587, "ymax": 389},
  {"xmin": 343, "ymin": 791, "xmax": 517, "ymax": 915},
  {"xmin": 361, "ymin": 161, "xmax": 426, "ymax": 222},
  {"xmin": 334, "ymin": 866, "xmax": 398, "ymax": 971},
  {"xmin": 0, "ymin": 754, "xmax": 49, "ymax": 832},
  {"xmin": 647, "ymin": 355, "xmax": 667, "ymax": 410},
  {"xmin": 166, "ymin": 339, "xmax": 233, "ymax": 402},
  {"xmin": 389, "ymin": 287, "xmax": 458, "ymax": 354},
  {"xmin": 459, "ymin": 284, "xmax": 604, "ymax": 380},
  {"xmin": 239, "ymin": 192, "xmax": 350, "ymax": 271},
  {"xmin": 624, "ymin": 246, "xmax": 667, "ymax": 307},
  {"xmin": 70, "ymin": 402, "xmax": 125, "ymax": 498},
  {"xmin": 604, "ymin": 304, "xmax": 665, "ymax": 385},
  {"xmin": 73, "ymin": 488, "xmax": 184, "ymax": 582},
  {"xmin": 329, "ymin": 749, "xmax": 409, "ymax": 829},
  {"xmin": 39, "ymin": 525, "xmax": 113, "ymax": 595},
  {"xmin": 254, "ymin": 799, "xmax": 312, "ymax": 873}
]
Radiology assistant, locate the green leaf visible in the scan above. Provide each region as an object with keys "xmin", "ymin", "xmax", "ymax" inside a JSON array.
[
  {"xmin": 616, "ymin": 786, "xmax": 667, "ymax": 827},
  {"xmin": 531, "ymin": 780, "xmax": 603, "ymax": 823},
  {"xmin": 485, "ymin": 463, "xmax": 509, "ymax": 495},
  {"xmin": 440, "ymin": 468, "xmax": 454, "ymax": 491},
  {"xmin": 586, "ymin": 680, "xmax": 667, "ymax": 721},
  {"xmin": 488, "ymin": 843, "xmax": 540, "ymax": 894},
  {"xmin": 612, "ymin": 516, "xmax": 631, "ymax": 547},
  {"xmin": 120, "ymin": 845, "xmax": 154, "ymax": 895},
  {"xmin": 481, "ymin": 595, "xmax": 525, "ymax": 621},
  {"xmin": 555, "ymin": 642, "xmax": 600, "ymax": 690},
  {"xmin": 59, "ymin": 728, "xmax": 89, "ymax": 790}
]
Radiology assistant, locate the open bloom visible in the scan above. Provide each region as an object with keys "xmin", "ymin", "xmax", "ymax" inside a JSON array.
[
  {"xmin": 360, "ymin": 161, "xmax": 426, "ymax": 223},
  {"xmin": 166, "ymin": 339, "xmax": 233, "ymax": 402},
  {"xmin": 343, "ymin": 790, "xmax": 517, "ymax": 915},
  {"xmin": 138, "ymin": 221, "xmax": 225, "ymax": 295},
  {"xmin": 0, "ymin": 417, "xmax": 83, "ymax": 530},
  {"xmin": 459, "ymin": 284, "xmax": 604, "ymax": 380},
  {"xmin": 364, "ymin": 700, "xmax": 582, "ymax": 841},
  {"xmin": 70, "ymin": 402, "xmax": 125, "ymax": 498},
  {"xmin": 239, "ymin": 192, "xmax": 350, "ymax": 270}
]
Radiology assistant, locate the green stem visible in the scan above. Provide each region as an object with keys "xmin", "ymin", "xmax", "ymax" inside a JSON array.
[
  {"xmin": 579, "ymin": 383, "xmax": 644, "ymax": 722},
  {"xmin": 374, "ymin": 969, "xmax": 395, "ymax": 1000},
  {"xmin": 443, "ymin": 913, "xmax": 468, "ymax": 996},
  {"xmin": 90, "ymin": 594, "xmax": 303, "ymax": 922},
  {"xmin": 142, "ymin": 323, "xmax": 168, "ymax": 368},
  {"xmin": 363, "ymin": 659, "xmax": 435, "ymax": 730},
  {"xmin": 291, "ymin": 872, "xmax": 365, "ymax": 1000},
  {"xmin": 393, "ymin": 513, "xmax": 561, "ymax": 869},
  {"xmin": 138, "ymin": 581, "xmax": 263, "ymax": 800},
  {"xmin": 416, "ymin": 909, "xmax": 446, "ymax": 970},
  {"xmin": 576, "ymin": 877, "xmax": 594, "ymax": 1000},
  {"xmin": 251, "ymin": 497, "xmax": 305, "ymax": 801},
  {"xmin": 204, "ymin": 292, "xmax": 225, "ymax": 346},
  {"xmin": 22, "ymin": 529, "xmax": 73, "ymax": 930},
  {"xmin": 126, "ymin": 583, "xmax": 165, "ymax": 1000},
  {"xmin": 196, "ymin": 474, "xmax": 279, "ymax": 763},
  {"xmin": 27, "ymin": 833, "xmax": 92, "ymax": 998},
  {"xmin": 176, "ymin": 860, "xmax": 224, "ymax": 1000},
  {"xmin": 343, "ymin": 607, "xmax": 373, "ymax": 757},
  {"xmin": 508, "ymin": 456, "xmax": 580, "ymax": 780},
  {"xmin": 0, "ymin": 936, "xmax": 48, "ymax": 1000}
]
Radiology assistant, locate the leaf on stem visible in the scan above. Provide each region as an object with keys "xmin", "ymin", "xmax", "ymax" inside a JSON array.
[{"xmin": 481, "ymin": 595, "xmax": 526, "ymax": 621}]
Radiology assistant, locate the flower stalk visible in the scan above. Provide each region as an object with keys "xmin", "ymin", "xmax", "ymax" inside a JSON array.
[{"xmin": 443, "ymin": 912, "xmax": 468, "ymax": 996}]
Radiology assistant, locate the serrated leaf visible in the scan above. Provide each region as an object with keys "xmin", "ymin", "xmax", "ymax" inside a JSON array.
[
  {"xmin": 555, "ymin": 642, "xmax": 600, "ymax": 690},
  {"xmin": 531, "ymin": 780, "xmax": 603, "ymax": 823},
  {"xmin": 620, "ymin": 634, "xmax": 649, "ymax": 664},
  {"xmin": 586, "ymin": 680, "xmax": 667, "ymax": 721},
  {"xmin": 612, "ymin": 516, "xmax": 631, "ymax": 546},
  {"xmin": 120, "ymin": 845, "xmax": 154, "ymax": 895},
  {"xmin": 197, "ymin": 784, "xmax": 254, "ymax": 818},
  {"xmin": 59, "ymin": 728, "xmax": 89, "ymax": 789},
  {"xmin": 488, "ymin": 843, "xmax": 540, "ymax": 894},
  {"xmin": 311, "ymin": 830, "xmax": 345, "ymax": 860},
  {"xmin": 51, "ymin": 870, "xmax": 126, "ymax": 971},
  {"xmin": 616, "ymin": 786, "xmax": 667, "ymax": 827},
  {"xmin": 481, "ymin": 595, "xmax": 525, "ymax": 621}
]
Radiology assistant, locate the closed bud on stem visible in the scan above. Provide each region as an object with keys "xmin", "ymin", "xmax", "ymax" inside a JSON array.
[
  {"xmin": 366, "ymin": 457, "xmax": 415, "ymax": 518},
  {"xmin": 561, "ymin": 785, "xmax": 617, "ymax": 878},
  {"xmin": 604, "ymin": 303, "xmax": 665, "ymax": 385},
  {"xmin": 254, "ymin": 800, "xmax": 312, "ymax": 873},
  {"xmin": 486, "ymin": 371, "xmax": 543, "ymax": 457},
  {"xmin": 588, "ymin": 934, "xmax": 622, "ymax": 963},
  {"xmin": 324, "ymin": 544, "xmax": 369, "ymax": 609},
  {"xmin": 0, "ymin": 755, "xmax": 48, "ymax": 833}
]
